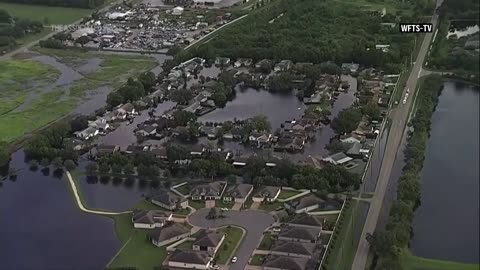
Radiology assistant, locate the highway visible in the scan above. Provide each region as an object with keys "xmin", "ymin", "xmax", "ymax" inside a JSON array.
[{"xmin": 351, "ymin": 13, "xmax": 440, "ymax": 270}]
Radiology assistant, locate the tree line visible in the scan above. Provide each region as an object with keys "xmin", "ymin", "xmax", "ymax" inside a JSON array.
[
  {"xmin": 0, "ymin": 0, "xmax": 104, "ymax": 8},
  {"xmin": 367, "ymin": 75, "xmax": 444, "ymax": 269},
  {"xmin": 0, "ymin": 9, "xmax": 43, "ymax": 48}
]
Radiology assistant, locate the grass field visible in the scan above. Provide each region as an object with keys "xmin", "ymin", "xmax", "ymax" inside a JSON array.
[
  {"xmin": 0, "ymin": 49, "xmax": 156, "ymax": 143},
  {"xmin": 258, "ymin": 201, "xmax": 283, "ymax": 212},
  {"xmin": 258, "ymin": 232, "xmax": 275, "ymax": 250},
  {"xmin": 108, "ymin": 213, "xmax": 168, "ymax": 270},
  {"xmin": 400, "ymin": 250, "xmax": 480, "ymax": 270},
  {"xmin": 326, "ymin": 200, "xmax": 370, "ymax": 270},
  {"xmin": 0, "ymin": 3, "xmax": 91, "ymax": 24},
  {"xmin": 250, "ymin": 254, "xmax": 266, "ymax": 266},
  {"xmin": 277, "ymin": 189, "xmax": 301, "ymax": 200},
  {"xmin": 215, "ymin": 226, "xmax": 244, "ymax": 264},
  {"xmin": 215, "ymin": 199, "xmax": 234, "ymax": 209}
]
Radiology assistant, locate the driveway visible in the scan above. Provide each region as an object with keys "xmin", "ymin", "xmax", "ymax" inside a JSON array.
[{"xmin": 188, "ymin": 209, "xmax": 275, "ymax": 270}]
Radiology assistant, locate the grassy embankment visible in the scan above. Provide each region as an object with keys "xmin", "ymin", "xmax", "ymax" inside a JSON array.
[
  {"xmin": 400, "ymin": 250, "xmax": 479, "ymax": 270},
  {"xmin": 0, "ymin": 48, "xmax": 156, "ymax": 143},
  {"xmin": 215, "ymin": 226, "xmax": 244, "ymax": 264},
  {"xmin": 322, "ymin": 200, "xmax": 370, "ymax": 270},
  {"xmin": 0, "ymin": 3, "xmax": 91, "ymax": 24}
]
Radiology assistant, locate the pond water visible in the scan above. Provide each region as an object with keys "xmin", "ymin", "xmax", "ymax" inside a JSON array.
[
  {"xmin": 410, "ymin": 81, "xmax": 479, "ymax": 263},
  {"xmin": 0, "ymin": 151, "xmax": 120, "ymax": 270}
]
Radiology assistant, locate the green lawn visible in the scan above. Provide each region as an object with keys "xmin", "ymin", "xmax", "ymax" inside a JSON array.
[
  {"xmin": 0, "ymin": 3, "xmax": 91, "ymax": 24},
  {"xmin": 215, "ymin": 226, "xmax": 244, "ymax": 264},
  {"xmin": 108, "ymin": 214, "xmax": 167, "ymax": 270},
  {"xmin": 325, "ymin": 200, "xmax": 370, "ymax": 270},
  {"xmin": 175, "ymin": 240, "xmax": 193, "ymax": 250},
  {"xmin": 0, "ymin": 49, "xmax": 156, "ymax": 143},
  {"xmin": 277, "ymin": 189, "xmax": 301, "ymax": 200},
  {"xmin": 250, "ymin": 254, "xmax": 266, "ymax": 266},
  {"xmin": 400, "ymin": 250, "xmax": 480, "ymax": 270},
  {"xmin": 189, "ymin": 200, "xmax": 205, "ymax": 210},
  {"xmin": 174, "ymin": 184, "xmax": 190, "ymax": 196},
  {"xmin": 338, "ymin": 0, "xmax": 413, "ymax": 14},
  {"xmin": 258, "ymin": 232, "xmax": 275, "ymax": 250},
  {"xmin": 258, "ymin": 201, "xmax": 284, "ymax": 212},
  {"xmin": 216, "ymin": 200, "xmax": 234, "ymax": 209},
  {"xmin": 16, "ymin": 27, "xmax": 53, "ymax": 45}
]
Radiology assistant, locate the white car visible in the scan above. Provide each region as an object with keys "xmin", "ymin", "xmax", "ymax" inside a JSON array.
[
  {"xmin": 221, "ymin": 208, "xmax": 229, "ymax": 211},
  {"xmin": 231, "ymin": 257, "xmax": 238, "ymax": 263},
  {"xmin": 403, "ymin": 99, "xmax": 407, "ymax": 104},
  {"xmin": 272, "ymin": 227, "xmax": 281, "ymax": 233}
]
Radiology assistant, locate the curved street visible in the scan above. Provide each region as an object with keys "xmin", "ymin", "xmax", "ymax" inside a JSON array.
[{"xmin": 188, "ymin": 209, "xmax": 275, "ymax": 270}]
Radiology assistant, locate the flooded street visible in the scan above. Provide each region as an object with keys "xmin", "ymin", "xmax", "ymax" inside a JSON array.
[{"xmin": 0, "ymin": 151, "xmax": 120, "ymax": 270}]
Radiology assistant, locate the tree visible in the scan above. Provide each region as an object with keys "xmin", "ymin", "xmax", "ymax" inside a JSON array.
[
  {"xmin": 85, "ymin": 162, "xmax": 98, "ymax": 176},
  {"xmin": 124, "ymin": 162, "xmax": 135, "ymax": 175},
  {"xmin": 107, "ymin": 92, "xmax": 124, "ymax": 107},
  {"xmin": 361, "ymin": 103, "xmax": 382, "ymax": 121},
  {"xmin": 206, "ymin": 208, "xmax": 218, "ymax": 219},
  {"xmin": 331, "ymin": 107, "xmax": 362, "ymax": 134},
  {"xmin": 64, "ymin": 159, "xmax": 76, "ymax": 170},
  {"xmin": 52, "ymin": 157, "xmax": 63, "ymax": 170},
  {"xmin": 0, "ymin": 141, "xmax": 9, "ymax": 168},
  {"xmin": 98, "ymin": 162, "xmax": 110, "ymax": 174},
  {"xmin": 70, "ymin": 115, "xmax": 89, "ymax": 132},
  {"xmin": 169, "ymin": 88, "xmax": 193, "ymax": 105},
  {"xmin": 111, "ymin": 163, "xmax": 123, "ymax": 174},
  {"xmin": 29, "ymin": 159, "xmax": 39, "ymax": 171},
  {"xmin": 76, "ymin": 35, "xmax": 90, "ymax": 47},
  {"xmin": 138, "ymin": 71, "xmax": 156, "ymax": 92}
]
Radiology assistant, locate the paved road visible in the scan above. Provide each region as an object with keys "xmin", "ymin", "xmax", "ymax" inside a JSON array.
[
  {"xmin": 188, "ymin": 209, "xmax": 275, "ymax": 270},
  {"xmin": 351, "ymin": 13, "xmax": 440, "ymax": 270}
]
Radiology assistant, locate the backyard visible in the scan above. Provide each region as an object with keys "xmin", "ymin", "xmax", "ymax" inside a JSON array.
[
  {"xmin": 108, "ymin": 213, "xmax": 168, "ymax": 270},
  {"xmin": 258, "ymin": 201, "xmax": 283, "ymax": 212},
  {"xmin": 277, "ymin": 189, "xmax": 302, "ymax": 200}
]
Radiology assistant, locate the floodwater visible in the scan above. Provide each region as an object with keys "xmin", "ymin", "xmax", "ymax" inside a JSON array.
[
  {"xmin": 76, "ymin": 57, "xmax": 103, "ymax": 74},
  {"xmin": 447, "ymin": 21, "xmax": 479, "ymax": 38},
  {"xmin": 0, "ymin": 151, "xmax": 120, "ymax": 270},
  {"xmin": 410, "ymin": 81, "xmax": 479, "ymax": 263}
]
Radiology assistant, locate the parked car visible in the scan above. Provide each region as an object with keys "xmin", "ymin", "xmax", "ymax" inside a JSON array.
[
  {"xmin": 221, "ymin": 208, "xmax": 229, "ymax": 211},
  {"xmin": 231, "ymin": 257, "xmax": 238, "ymax": 263},
  {"xmin": 272, "ymin": 227, "xmax": 281, "ymax": 233}
]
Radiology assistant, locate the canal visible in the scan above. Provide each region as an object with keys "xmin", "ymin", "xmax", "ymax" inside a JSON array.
[{"xmin": 410, "ymin": 81, "xmax": 479, "ymax": 263}]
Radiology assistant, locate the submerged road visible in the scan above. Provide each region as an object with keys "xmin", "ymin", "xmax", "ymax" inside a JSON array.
[{"xmin": 351, "ymin": 13, "xmax": 440, "ymax": 270}]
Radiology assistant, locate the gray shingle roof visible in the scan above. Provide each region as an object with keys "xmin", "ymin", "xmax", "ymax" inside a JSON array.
[
  {"xmin": 148, "ymin": 223, "xmax": 190, "ymax": 242},
  {"xmin": 263, "ymin": 255, "xmax": 310, "ymax": 270},
  {"xmin": 169, "ymin": 250, "xmax": 211, "ymax": 265},
  {"xmin": 271, "ymin": 241, "xmax": 316, "ymax": 256},
  {"xmin": 225, "ymin": 183, "xmax": 253, "ymax": 199},
  {"xmin": 278, "ymin": 226, "xmax": 321, "ymax": 242},
  {"xmin": 132, "ymin": 210, "xmax": 171, "ymax": 225},
  {"xmin": 148, "ymin": 189, "xmax": 187, "ymax": 207},
  {"xmin": 287, "ymin": 194, "xmax": 325, "ymax": 211},
  {"xmin": 193, "ymin": 230, "xmax": 225, "ymax": 248},
  {"xmin": 289, "ymin": 214, "xmax": 325, "ymax": 228},
  {"xmin": 190, "ymin": 181, "xmax": 226, "ymax": 197}
]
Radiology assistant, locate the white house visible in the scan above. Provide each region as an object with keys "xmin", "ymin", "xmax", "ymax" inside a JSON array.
[
  {"xmin": 75, "ymin": 127, "xmax": 98, "ymax": 140},
  {"xmin": 171, "ymin": 6, "xmax": 184, "ymax": 15},
  {"xmin": 284, "ymin": 194, "xmax": 325, "ymax": 214},
  {"xmin": 339, "ymin": 134, "xmax": 363, "ymax": 144},
  {"xmin": 88, "ymin": 118, "xmax": 110, "ymax": 131}
]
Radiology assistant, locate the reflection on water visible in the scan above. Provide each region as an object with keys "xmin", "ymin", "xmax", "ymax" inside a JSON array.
[
  {"xmin": 410, "ymin": 82, "xmax": 479, "ymax": 263},
  {"xmin": 0, "ymin": 151, "xmax": 120, "ymax": 270}
]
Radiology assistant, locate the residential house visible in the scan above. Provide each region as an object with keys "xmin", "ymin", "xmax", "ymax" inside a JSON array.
[
  {"xmin": 270, "ymin": 241, "xmax": 316, "ymax": 258},
  {"xmin": 192, "ymin": 230, "xmax": 225, "ymax": 255},
  {"xmin": 214, "ymin": 57, "xmax": 230, "ymax": 67},
  {"xmin": 88, "ymin": 118, "xmax": 110, "ymax": 131},
  {"xmin": 278, "ymin": 226, "xmax": 321, "ymax": 243},
  {"xmin": 75, "ymin": 127, "xmax": 99, "ymax": 140},
  {"xmin": 234, "ymin": 58, "xmax": 253, "ymax": 68},
  {"xmin": 94, "ymin": 144, "xmax": 120, "ymax": 158},
  {"xmin": 199, "ymin": 126, "xmax": 219, "ymax": 139},
  {"xmin": 263, "ymin": 255, "xmax": 310, "ymax": 270},
  {"xmin": 167, "ymin": 250, "xmax": 212, "ymax": 270},
  {"xmin": 289, "ymin": 214, "xmax": 326, "ymax": 229},
  {"xmin": 252, "ymin": 186, "xmax": 281, "ymax": 202},
  {"xmin": 223, "ymin": 126, "xmax": 242, "ymax": 140},
  {"xmin": 222, "ymin": 183, "xmax": 254, "ymax": 204},
  {"xmin": 284, "ymin": 194, "xmax": 326, "ymax": 214},
  {"xmin": 190, "ymin": 181, "xmax": 227, "ymax": 200},
  {"xmin": 255, "ymin": 59, "xmax": 273, "ymax": 69},
  {"xmin": 274, "ymin": 60, "xmax": 293, "ymax": 72},
  {"xmin": 124, "ymin": 145, "xmax": 147, "ymax": 155},
  {"xmin": 375, "ymin": 44, "xmax": 390, "ymax": 53},
  {"xmin": 322, "ymin": 152, "xmax": 353, "ymax": 165},
  {"xmin": 341, "ymin": 63, "xmax": 360, "ymax": 73},
  {"xmin": 131, "ymin": 209, "xmax": 172, "ymax": 229},
  {"xmin": 274, "ymin": 136, "xmax": 304, "ymax": 153},
  {"xmin": 150, "ymin": 147, "xmax": 168, "ymax": 160},
  {"xmin": 189, "ymin": 145, "xmax": 205, "ymax": 156},
  {"xmin": 136, "ymin": 125, "xmax": 157, "ymax": 137},
  {"xmin": 302, "ymin": 155, "xmax": 323, "ymax": 169},
  {"xmin": 115, "ymin": 103, "xmax": 136, "ymax": 119},
  {"xmin": 149, "ymin": 222, "xmax": 191, "ymax": 247},
  {"xmin": 339, "ymin": 134, "xmax": 363, "ymax": 144},
  {"xmin": 147, "ymin": 189, "xmax": 189, "ymax": 210},
  {"xmin": 249, "ymin": 131, "xmax": 272, "ymax": 147},
  {"xmin": 346, "ymin": 141, "xmax": 363, "ymax": 158}
]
